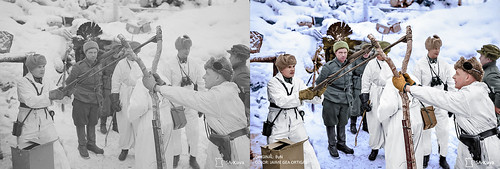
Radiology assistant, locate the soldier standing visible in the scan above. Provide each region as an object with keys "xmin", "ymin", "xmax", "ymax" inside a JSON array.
[
  {"xmin": 158, "ymin": 35, "xmax": 204, "ymax": 168},
  {"xmin": 359, "ymin": 41, "xmax": 392, "ymax": 161},
  {"xmin": 228, "ymin": 44, "xmax": 250, "ymax": 122},
  {"xmin": 394, "ymin": 57, "xmax": 500, "ymax": 168},
  {"xmin": 477, "ymin": 44, "xmax": 500, "ymax": 125},
  {"xmin": 143, "ymin": 56, "xmax": 250, "ymax": 169},
  {"xmin": 111, "ymin": 42, "xmax": 143, "ymax": 161},
  {"xmin": 316, "ymin": 41, "xmax": 354, "ymax": 158},
  {"xmin": 65, "ymin": 41, "xmax": 104, "ymax": 158},
  {"xmin": 413, "ymin": 35, "xmax": 454, "ymax": 169},
  {"xmin": 349, "ymin": 43, "xmax": 371, "ymax": 134}
]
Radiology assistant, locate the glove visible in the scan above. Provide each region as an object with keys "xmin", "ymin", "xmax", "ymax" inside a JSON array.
[
  {"xmin": 142, "ymin": 74, "xmax": 157, "ymax": 92},
  {"xmin": 359, "ymin": 93, "xmax": 372, "ymax": 112},
  {"xmin": 315, "ymin": 86, "xmax": 327, "ymax": 97},
  {"xmin": 110, "ymin": 93, "xmax": 121, "ymax": 112},
  {"xmin": 198, "ymin": 112, "xmax": 203, "ymax": 118},
  {"xmin": 152, "ymin": 73, "xmax": 166, "ymax": 86},
  {"xmin": 299, "ymin": 87, "xmax": 316, "ymax": 101},
  {"xmin": 448, "ymin": 112, "xmax": 453, "ymax": 118},
  {"xmin": 402, "ymin": 73, "xmax": 416, "ymax": 86},
  {"xmin": 392, "ymin": 72, "xmax": 409, "ymax": 93},
  {"xmin": 49, "ymin": 89, "xmax": 65, "ymax": 100}
]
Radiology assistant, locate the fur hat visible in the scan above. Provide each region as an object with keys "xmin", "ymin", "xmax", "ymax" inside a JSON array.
[
  {"xmin": 477, "ymin": 44, "xmax": 500, "ymax": 61},
  {"xmin": 175, "ymin": 35, "xmax": 192, "ymax": 50},
  {"xmin": 227, "ymin": 44, "xmax": 250, "ymax": 60},
  {"xmin": 425, "ymin": 35, "xmax": 442, "ymax": 50},
  {"xmin": 25, "ymin": 53, "xmax": 47, "ymax": 71},
  {"xmin": 333, "ymin": 41, "xmax": 349, "ymax": 53},
  {"xmin": 204, "ymin": 56, "xmax": 233, "ymax": 81},
  {"xmin": 275, "ymin": 54, "xmax": 297, "ymax": 71},
  {"xmin": 83, "ymin": 41, "xmax": 99, "ymax": 53},
  {"xmin": 454, "ymin": 56, "xmax": 484, "ymax": 82}
]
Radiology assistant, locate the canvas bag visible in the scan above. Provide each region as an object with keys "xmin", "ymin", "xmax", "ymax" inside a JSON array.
[
  {"xmin": 169, "ymin": 101, "xmax": 187, "ymax": 130},
  {"xmin": 419, "ymin": 101, "xmax": 437, "ymax": 130}
]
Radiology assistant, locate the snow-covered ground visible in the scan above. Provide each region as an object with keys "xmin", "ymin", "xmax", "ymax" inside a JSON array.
[
  {"xmin": 250, "ymin": 0, "xmax": 499, "ymax": 168},
  {"xmin": 0, "ymin": 0, "xmax": 248, "ymax": 168}
]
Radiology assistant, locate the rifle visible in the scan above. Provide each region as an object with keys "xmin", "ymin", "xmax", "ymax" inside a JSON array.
[
  {"xmin": 117, "ymin": 26, "xmax": 165, "ymax": 169},
  {"xmin": 312, "ymin": 35, "xmax": 407, "ymax": 92},
  {"xmin": 368, "ymin": 25, "xmax": 415, "ymax": 169},
  {"xmin": 61, "ymin": 34, "xmax": 158, "ymax": 93}
]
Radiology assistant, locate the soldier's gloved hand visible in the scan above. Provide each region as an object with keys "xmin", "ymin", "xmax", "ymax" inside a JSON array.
[
  {"xmin": 110, "ymin": 93, "xmax": 121, "ymax": 112},
  {"xmin": 392, "ymin": 72, "xmax": 409, "ymax": 93},
  {"xmin": 403, "ymin": 73, "xmax": 416, "ymax": 86},
  {"xmin": 152, "ymin": 73, "xmax": 166, "ymax": 86},
  {"xmin": 49, "ymin": 88, "xmax": 65, "ymax": 100},
  {"xmin": 299, "ymin": 87, "xmax": 316, "ymax": 101},
  {"xmin": 142, "ymin": 74, "xmax": 157, "ymax": 92},
  {"xmin": 448, "ymin": 112, "xmax": 453, "ymax": 118},
  {"xmin": 359, "ymin": 93, "xmax": 372, "ymax": 112},
  {"xmin": 315, "ymin": 86, "xmax": 327, "ymax": 97},
  {"xmin": 198, "ymin": 112, "xmax": 203, "ymax": 118}
]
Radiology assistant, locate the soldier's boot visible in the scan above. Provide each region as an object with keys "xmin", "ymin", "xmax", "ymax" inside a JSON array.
[
  {"xmin": 76, "ymin": 126, "xmax": 89, "ymax": 159},
  {"xmin": 86, "ymin": 125, "xmax": 104, "ymax": 154},
  {"xmin": 112, "ymin": 115, "xmax": 119, "ymax": 133},
  {"xmin": 368, "ymin": 149, "xmax": 378, "ymax": 161},
  {"xmin": 439, "ymin": 155, "xmax": 450, "ymax": 169},
  {"xmin": 362, "ymin": 117, "xmax": 369, "ymax": 133},
  {"xmin": 423, "ymin": 155, "xmax": 430, "ymax": 168},
  {"xmin": 350, "ymin": 116, "xmax": 357, "ymax": 134},
  {"xmin": 326, "ymin": 126, "xmax": 339, "ymax": 158},
  {"xmin": 173, "ymin": 155, "xmax": 180, "ymax": 168},
  {"xmin": 118, "ymin": 149, "xmax": 128, "ymax": 161},
  {"xmin": 100, "ymin": 116, "xmax": 107, "ymax": 134},
  {"xmin": 336, "ymin": 125, "xmax": 354, "ymax": 154},
  {"xmin": 189, "ymin": 155, "xmax": 200, "ymax": 169}
]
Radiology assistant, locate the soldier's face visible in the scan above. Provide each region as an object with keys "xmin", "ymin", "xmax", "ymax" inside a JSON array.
[
  {"xmin": 177, "ymin": 48, "xmax": 190, "ymax": 59},
  {"xmin": 280, "ymin": 64, "xmax": 295, "ymax": 78},
  {"xmin": 85, "ymin": 48, "xmax": 98, "ymax": 63},
  {"xmin": 453, "ymin": 69, "xmax": 472, "ymax": 90},
  {"xmin": 335, "ymin": 48, "xmax": 348, "ymax": 63},
  {"xmin": 428, "ymin": 48, "xmax": 440, "ymax": 59},
  {"xmin": 479, "ymin": 54, "xmax": 490, "ymax": 65},
  {"xmin": 30, "ymin": 65, "xmax": 45, "ymax": 78},
  {"xmin": 203, "ymin": 69, "xmax": 219, "ymax": 89}
]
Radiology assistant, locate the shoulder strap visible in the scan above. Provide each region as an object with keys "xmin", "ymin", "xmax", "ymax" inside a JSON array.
[
  {"xmin": 275, "ymin": 77, "xmax": 293, "ymax": 96},
  {"xmin": 25, "ymin": 77, "xmax": 43, "ymax": 96},
  {"xmin": 270, "ymin": 109, "xmax": 283, "ymax": 124},
  {"xmin": 178, "ymin": 61, "xmax": 198, "ymax": 90}
]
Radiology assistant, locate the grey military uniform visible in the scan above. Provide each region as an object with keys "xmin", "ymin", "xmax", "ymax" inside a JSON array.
[
  {"xmin": 316, "ymin": 58, "xmax": 353, "ymax": 126},
  {"xmin": 351, "ymin": 57, "xmax": 369, "ymax": 117},
  {"xmin": 482, "ymin": 60, "xmax": 500, "ymax": 125}
]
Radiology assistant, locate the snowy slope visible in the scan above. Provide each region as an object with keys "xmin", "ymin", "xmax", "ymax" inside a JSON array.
[
  {"xmin": 250, "ymin": 0, "xmax": 499, "ymax": 168},
  {"xmin": 0, "ymin": 0, "xmax": 249, "ymax": 168}
]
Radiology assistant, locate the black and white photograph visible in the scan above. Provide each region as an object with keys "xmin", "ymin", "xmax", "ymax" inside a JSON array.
[{"xmin": 0, "ymin": 0, "xmax": 250, "ymax": 169}]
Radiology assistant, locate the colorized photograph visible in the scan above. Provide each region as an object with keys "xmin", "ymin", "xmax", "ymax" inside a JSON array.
[{"xmin": 249, "ymin": 0, "xmax": 500, "ymax": 168}]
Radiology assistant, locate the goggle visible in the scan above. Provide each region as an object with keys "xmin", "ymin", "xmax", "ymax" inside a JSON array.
[
  {"xmin": 463, "ymin": 62, "xmax": 481, "ymax": 74},
  {"xmin": 213, "ymin": 61, "xmax": 223, "ymax": 70},
  {"xmin": 376, "ymin": 22, "xmax": 401, "ymax": 34}
]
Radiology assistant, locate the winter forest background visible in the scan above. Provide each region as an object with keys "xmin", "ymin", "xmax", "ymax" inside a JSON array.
[
  {"xmin": 249, "ymin": 0, "xmax": 499, "ymax": 169},
  {"xmin": 0, "ymin": 0, "xmax": 499, "ymax": 168}
]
